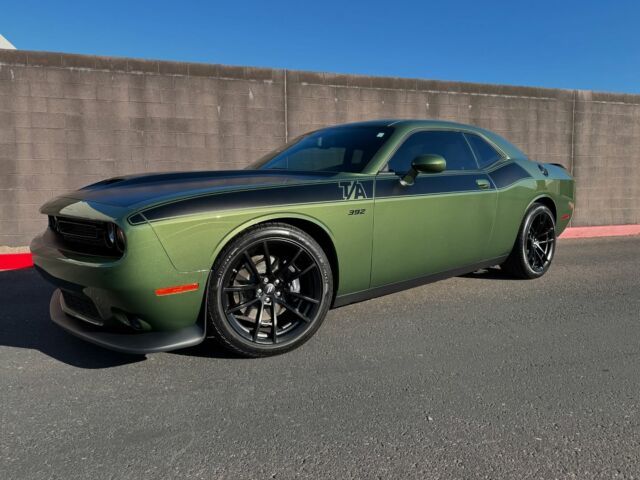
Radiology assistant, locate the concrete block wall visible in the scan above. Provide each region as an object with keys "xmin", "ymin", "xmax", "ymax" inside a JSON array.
[
  {"xmin": 572, "ymin": 90, "xmax": 640, "ymax": 226},
  {"xmin": 0, "ymin": 49, "xmax": 638, "ymax": 246},
  {"xmin": 285, "ymin": 71, "xmax": 575, "ymax": 168}
]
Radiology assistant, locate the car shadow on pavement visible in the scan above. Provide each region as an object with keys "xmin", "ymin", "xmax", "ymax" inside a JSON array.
[
  {"xmin": 460, "ymin": 267, "xmax": 521, "ymax": 280},
  {"xmin": 0, "ymin": 269, "xmax": 145, "ymax": 369},
  {"xmin": 169, "ymin": 340, "xmax": 241, "ymax": 359}
]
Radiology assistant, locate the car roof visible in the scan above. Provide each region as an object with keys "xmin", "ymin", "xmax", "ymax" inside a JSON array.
[
  {"xmin": 333, "ymin": 119, "xmax": 477, "ymax": 129},
  {"xmin": 330, "ymin": 119, "xmax": 527, "ymax": 160}
]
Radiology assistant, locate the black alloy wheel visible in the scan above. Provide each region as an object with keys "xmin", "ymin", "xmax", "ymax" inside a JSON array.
[
  {"xmin": 524, "ymin": 208, "xmax": 556, "ymax": 273},
  {"xmin": 502, "ymin": 203, "xmax": 557, "ymax": 279},
  {"xmin": 208, "ymin": 223, "xmax": 332, "ymax": 357}
]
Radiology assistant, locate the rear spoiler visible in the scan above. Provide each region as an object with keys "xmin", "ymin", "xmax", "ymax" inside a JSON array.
[{"xmin": 549, "ymin": 163, "xmax": 569, "ymax": 170}]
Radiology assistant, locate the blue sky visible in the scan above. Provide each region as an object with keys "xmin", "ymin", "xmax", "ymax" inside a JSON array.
[{"xmin": 2, "ymin": 0, "xmax": 638, "ymax": 93}]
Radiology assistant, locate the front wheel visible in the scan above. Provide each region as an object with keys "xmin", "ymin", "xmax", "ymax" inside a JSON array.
[
  {"xmin": 207, "ymin": 223, "xmax": 333, "ymax": 357},
  {"xmin": 502, "ymin": 203, "xmax": 557, "ymax": 279}
]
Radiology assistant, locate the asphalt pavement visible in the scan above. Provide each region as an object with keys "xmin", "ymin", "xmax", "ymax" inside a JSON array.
[{"xmin": 1, "ymin": 237, "xmax": 639, "ymax": 479}]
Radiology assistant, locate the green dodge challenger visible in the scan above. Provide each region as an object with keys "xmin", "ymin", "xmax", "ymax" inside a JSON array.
[{"xmin": 31, "ymin": 120, "xmax": 575, "ymax": 357}]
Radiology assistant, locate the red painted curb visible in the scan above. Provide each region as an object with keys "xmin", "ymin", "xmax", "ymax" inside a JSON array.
[
  {"xmin": 560, "ymin": 224, "xmax": 640, "ymax": 239},
  {"xmin": 0, "ymin": 253, "xmax": 33, "ymax": 271}
]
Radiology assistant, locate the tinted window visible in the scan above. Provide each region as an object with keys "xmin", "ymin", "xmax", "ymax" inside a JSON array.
[
  {"xmin": 251, "ymin": 126, "xmax": 394, "ymax": 173},
  {"xmin": 386, "ymin": 130, "xmax": 478, "ymax": 174},
  {"xmin": 464, "ymin": 133, "xmax": 503, "ymax": 168}
]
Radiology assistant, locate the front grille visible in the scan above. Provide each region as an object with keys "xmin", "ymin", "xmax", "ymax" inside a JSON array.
[
  {"xmin": 57, "ymin": 219, "xmax": 100, "ymax": 239},
  {"xmin": 48, "ymin": 216, "xmax": 123, "ymax": 258},
  {"xmin": 61, "ymin": 290, "xmax": 102, "ymax": 325}
]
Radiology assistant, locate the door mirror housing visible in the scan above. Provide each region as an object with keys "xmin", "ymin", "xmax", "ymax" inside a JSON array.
[
  {"xmin": 401, "ymin": 154, "xmax": 446, "ymax": 186},
  {"xmin": 413, "ymin": 154, "xmax": 446, "ymax": 174}
]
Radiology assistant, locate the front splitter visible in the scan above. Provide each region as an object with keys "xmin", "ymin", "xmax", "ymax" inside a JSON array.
[{"xmin": 49, "ymin": 289, "xmax": 206, "ymax": 354}]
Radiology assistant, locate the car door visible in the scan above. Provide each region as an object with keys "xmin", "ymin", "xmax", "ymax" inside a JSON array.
[{"xmin": 370, "ymin": 129, "xmax": 498, "ymax": 288}]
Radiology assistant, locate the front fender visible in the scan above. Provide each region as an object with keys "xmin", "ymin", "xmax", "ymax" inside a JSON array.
[
  {"xmin": 148, "ymin": 209, "xmax": 336, "ymax": 273},
  {"xmin": 205, "ymin": 212, "xmax": 336, "ymax": 269}
]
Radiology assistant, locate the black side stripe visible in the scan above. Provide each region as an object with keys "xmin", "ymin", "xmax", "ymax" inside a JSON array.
[
  {"xmin": 142, "ymin": 180, "xmax": 375, "ymax": 222},
  {"xmin": 375, "ymin": 162, "xmax": 531, "ymax": 199},
  {"xmin": 488, "ymin": 162, "xmax": 531, "ymax": 189},
  {"xmin": 376, "ymin": 173, "xmax": 492, "ymax": 198},
  {"xmin": 140, "ymin": 163, "xmax": 531, "ymax": 222}
]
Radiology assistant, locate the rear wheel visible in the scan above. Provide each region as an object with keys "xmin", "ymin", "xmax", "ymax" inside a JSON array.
[
  {"xmin": 502, "ymin": 203, "xmax": 556, "ymax": 279},
  {"xmin": 207, "ymin": 223, "xmax": 333, "ymax": 357}
]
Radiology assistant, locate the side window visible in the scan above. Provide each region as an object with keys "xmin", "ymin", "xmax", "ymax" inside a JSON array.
[
  {"xmin": 386, "ymin": 131, "xmax": 478, "ymax": 174},
  {"xmin": 464, "ymin": 133, "xmax": 503, "ymax": 168}
]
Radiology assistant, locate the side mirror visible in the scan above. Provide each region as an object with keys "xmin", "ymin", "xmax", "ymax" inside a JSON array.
[{"xmin": 401, "ymin": 154, "xmax": 446, "ymax": 186}]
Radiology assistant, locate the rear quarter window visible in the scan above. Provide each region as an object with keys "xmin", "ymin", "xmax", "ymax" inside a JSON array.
[{"xmin": 464, "ymin": 133, "xmax": 503, "ymax": 168}]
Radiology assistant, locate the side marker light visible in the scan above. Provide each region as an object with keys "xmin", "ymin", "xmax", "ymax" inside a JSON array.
[{"xmin": 155, "ymin": 283, "xmax": 200, "ymax": 296}]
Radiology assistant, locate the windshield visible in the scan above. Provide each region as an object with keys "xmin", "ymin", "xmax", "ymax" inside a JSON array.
[{"xmin": 249, "ymin": 125, "xmax": 394, "ymax": 173}]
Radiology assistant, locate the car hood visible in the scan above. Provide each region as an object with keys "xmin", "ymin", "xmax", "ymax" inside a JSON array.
[{"xmin": 55, "ymin": 170, "xmax": 346, "ymax": 210}]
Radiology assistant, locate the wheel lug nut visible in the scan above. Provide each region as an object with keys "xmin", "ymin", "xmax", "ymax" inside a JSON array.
[
  {"xmin": 257, "ymin": 289, "xmax": 262, "ymax": 295},
  {"xmin": 263, "ymin": 278, "xmax": 269, "ymax": 284},
  {"xmin": 275, "ymin": 291, "xmax": 281, "ymax": 297},
  {"xmin": 274, "ymin": 279, "xmax": 280, "ymax": 285}
]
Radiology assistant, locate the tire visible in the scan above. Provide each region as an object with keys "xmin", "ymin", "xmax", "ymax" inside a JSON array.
[
  {"xmin": 502, "ymin": 203, "xmax": 557, "ymax": 279},
  {"xmin": 207, "ymin": 222, "xmax": 333, "ymax": 357}
]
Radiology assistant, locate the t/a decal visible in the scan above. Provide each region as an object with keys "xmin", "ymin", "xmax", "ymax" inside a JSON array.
[{"xmin": 338, "ymin": 181, "xmax": 368, "ymax": 200}]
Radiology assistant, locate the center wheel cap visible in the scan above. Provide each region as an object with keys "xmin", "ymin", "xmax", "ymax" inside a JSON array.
[{"xmin": 264, "ymin": 283, "xmax": 275, "ymax": 295}]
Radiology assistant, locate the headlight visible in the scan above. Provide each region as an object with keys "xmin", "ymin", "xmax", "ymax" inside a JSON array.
[
  {"xmin": 116, "ymin": 226, "xmax": 126, "ymax": 253},
  {"xmin": 106, "ymin": 223, "xmax": 126, "ymax": 253},
  {"xmin": 107, "ymin": 223, "xmax": 116, "ymax": 245}
]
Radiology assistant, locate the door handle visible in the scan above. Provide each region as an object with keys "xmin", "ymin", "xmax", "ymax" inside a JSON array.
[{"xmin": 476, "ymin": 179, "xmax": 491, "ymax": 189}]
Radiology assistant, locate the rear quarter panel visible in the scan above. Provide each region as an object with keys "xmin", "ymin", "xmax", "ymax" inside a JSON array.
[{"xmin": 487, "ymin": 160, "xmax": 575, "ymax": 258}]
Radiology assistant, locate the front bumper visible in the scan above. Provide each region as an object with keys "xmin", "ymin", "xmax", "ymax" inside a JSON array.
[
  {"xmin": 50, "ymin": 289, "xmax": 205, "ymax": 354},
  {"xmin": 31, "ymin": 223, "xmax": 208, "ymax": 333}
]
